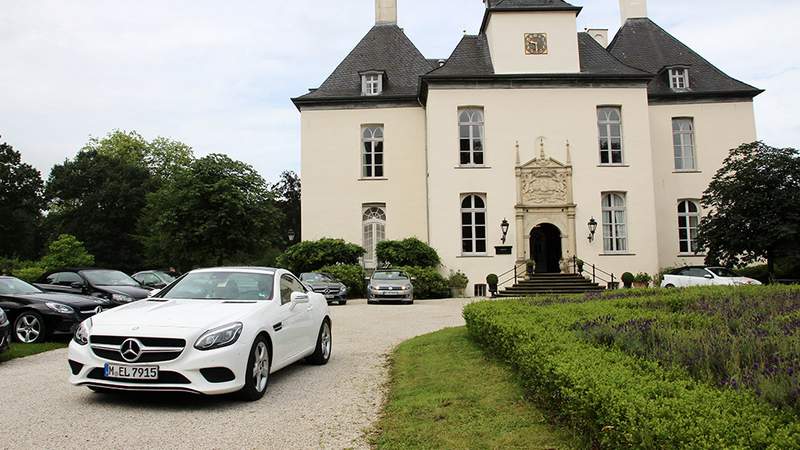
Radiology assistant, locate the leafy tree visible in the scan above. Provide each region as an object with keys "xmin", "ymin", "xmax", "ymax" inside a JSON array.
[
  {"xmin": 271, "ymin": 171, "xmax": 301, "ymax": 248},
  {"xmin": 0, "ymin": 138, "xmax": 45, "ymax": 259},
  {"xmin": 140, "ymin": 154, "xmax": 282, "ymax": 269},
  {"xmin": 276, "ymin": 239, "xmax": 365, "ymax": 274},
  {"xmin": 41, "ymin": 234, "xmax": 95, "ymax": 270},
  {"xmin": 697, "ymin": 142, "xmax": 800, "ymax": 280},
  {"xmin": 85, "ymin": 130, "xmax": 194, "ymax": 183},
  {"xmin": 377, "ymin": 237, "xmax": 440, "ymax": 268},
  {"xmin": 45, "ymin": 150, "xmax": 152, "ymax": 272}
]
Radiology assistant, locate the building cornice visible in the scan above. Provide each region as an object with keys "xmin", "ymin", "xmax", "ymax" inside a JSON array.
[
  {"xmin": 291, "ymin": 95, "xmax": 421, "ymax": 111},
  {"xmin": 480, "ymin": 6, "xmax": 583, "ymax": 34},
  {"xmin": 647, "ymin": 89, "xmax": 764, "ymax": 104}
]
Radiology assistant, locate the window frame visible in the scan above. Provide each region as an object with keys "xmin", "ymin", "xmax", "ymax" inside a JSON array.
[
  {"xmin": 672, "ymin": 117, "xmax": 697, "ymax": 171},
  {"xmin": 361, "ymin": 72, "xmax": 383, "ymax": 96},
  {"xmin": 601, "ymin": 192, "xmax": 628, "ymax": 253},
  {"xmin": 669, "ymin": 68, "xmax": 690, "ymax": 90},
  {"xmin": 677, "ymin": 199, "xmax": 701, "ymax": 254},
  {"xmin": 460, "ymin": 194, "xmax": 488, "ymax": 256},
  {"xmin": 361, "ymin": 125, "xmax": 385, "ymax": 178},
  {"xmin": 597, "ymin": 106, "xmax": 625, "ymax": 166},
  {"xmin": 458, "ymin": 108, "xmax": 486, "ymax": 167}
]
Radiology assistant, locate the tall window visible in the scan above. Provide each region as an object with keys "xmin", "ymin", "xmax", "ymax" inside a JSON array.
[
  {"xmin": 669, "ymin": 68, "xmax": 689, "ymax": 90},
  {"xmin": 459, "ymin": 109, "xmax": 485, "ymax": 165},
  {"xmin": 363, "ymin": 205, "xmax": 386, "ymax": 268},
  {"xmin": 602, "ymin": 193, "xmax": 628, "ymax": 252},
  {"xmin": 461, "ymin": 194, "xmax": 487, "ymax": 255},
  {"xmin": 597, "ymin": 107, "xmax": 623, "ymax": 165},
  {"xmin": 362, "ymin": 73, "xmax": 382, "ymax": 96},
  {"xmin": 672, "ymin": 118, "xmax": 696, "ymax": 170},
  {"xmin": 678, "ymin": 200, "xmax": 701, "ymax": 253},
  {"xmin": 362, "ymin": 126, "xmax": 384, "ymax": 178}
]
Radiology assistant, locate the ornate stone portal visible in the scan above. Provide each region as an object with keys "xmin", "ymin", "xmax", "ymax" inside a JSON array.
[{"xmin": 515, "ymin": 146, "xmax": 577, "ymax": 272}]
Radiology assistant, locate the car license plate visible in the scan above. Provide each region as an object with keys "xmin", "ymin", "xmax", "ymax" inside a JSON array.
[
  {"xmin": 325, "ymin": 294, "xmax": 335, "ymax": 299},
  {"xmin": 104, "ymin": 363, "xmax": 159, "ymax": 380}
]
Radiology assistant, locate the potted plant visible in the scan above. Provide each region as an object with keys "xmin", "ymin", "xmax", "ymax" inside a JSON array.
[
  {"xmin": 486, "ymin": 274, "xmax": 499, "ymax": 296},
  {"xmin": 448, "ymin": 270, "xmax": 469, "ymax": 298},
  {"xmin": 633, "ymin": 272, "xmax": 652, "ymax": 289},
  {"xmin": 526, "ymin": 259, "xmax": 535, "ymax": 276},
  {"xmin": 576, "ymin": 258, "xmax": 585, "ymax": 274},
  {"xmin": 621, "ymin": 272, "xmax": 635, "ymax": 289}
]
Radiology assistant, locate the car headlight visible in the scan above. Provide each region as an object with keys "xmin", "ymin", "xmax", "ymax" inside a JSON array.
[
  {"xmin": 0, "ymin": 308, "xmax": 7, "ymax": 326},
  {"xmin": 339, "ymin": 284, "xmax": 347, "ymax": 293},
  {"xmin": 46, "ymin": 302, "xmax": 75, "ymax": 314},
  {"xmin": 111, "ymin": 293, "xmax": 134, "ymax": 303},
  {"xmin": 74, "ymin": 318, "xmax": 92, "ymax": 345},
  {"xmin": 195, "ymin": 322, "xmax": 243, "ymax": 351}
]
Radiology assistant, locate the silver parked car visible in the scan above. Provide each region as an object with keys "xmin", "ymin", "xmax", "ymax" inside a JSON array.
[
  {"xmin": 367, "ymin": 270, "xmax": 414, "ymax": 305},
  {"xmin": 300, "ymin": 273, "xmax": 348, "ymax": 305}
]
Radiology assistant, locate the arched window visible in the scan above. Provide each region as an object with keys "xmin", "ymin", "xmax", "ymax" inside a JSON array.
[
  {"xmin": 602, "ymin": 193, "xmax": 627, "ymax": 252},
  {"xmin": 362, "ymin": 205, "xmax": 386, "ymax": 268},
  {"xmin": 597, "ymin": 107, "xmax": 623, "ymax": 165},
  {"xmin": 362, "ymin": 126, "xmax": 384, "ymax": 178},
  {"xmin": 461, "ymin": 194, "xmax": 487, "ymax": 255},
  {"xmin": 678, "ymin": 200, "xmax": 701, "ymax": 253},
  {"xmin": 459, "ymin": 109, "xmax": 485, "ymax": 166},
  {"xmin": 672, "ymin": 118, "xmax": 696, "ymax": 170}
]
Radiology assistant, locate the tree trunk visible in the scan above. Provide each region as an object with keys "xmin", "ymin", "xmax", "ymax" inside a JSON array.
[{"xmin": 767, "ymin": 249, "xmax": 776, "ymax": 284}]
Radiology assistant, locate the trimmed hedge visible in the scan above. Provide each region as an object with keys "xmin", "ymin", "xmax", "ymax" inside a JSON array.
[
  {"xmin": 377, "ymin": 238, "xmax": 440, "ymax": 268},
  {"xmin": 464, "ymin": 289, "xmax": 800, "ymax": 449},
  {"xmin": 319, "ymin": 264, "xmax": 366, "ymax": 298},
  {"xmin": 277, "ymin": 238, "xmax": 365, "ymax": 275}
]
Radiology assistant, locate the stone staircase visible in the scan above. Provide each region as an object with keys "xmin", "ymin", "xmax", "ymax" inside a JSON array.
[{"xmin": 496, "ymin": 273, "xmax": 604, "ymax": 297}]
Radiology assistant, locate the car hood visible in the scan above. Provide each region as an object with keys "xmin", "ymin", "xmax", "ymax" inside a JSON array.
[
  {"xmin": 18, "ymin": 292, "xmax": 107, "ymax": 308},
  {"xmin": 92, "ymin": 299, "xmax": 266, "ymax": 331},
  {"xmin": 307, "ymin": 281, "xmax": 338, "ymax": 288},
  {"xmin": 97, "ymin": 285, "xmax": 152, "ymax": 299}
]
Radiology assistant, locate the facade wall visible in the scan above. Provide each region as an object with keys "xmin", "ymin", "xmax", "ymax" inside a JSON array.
[
  {"xmin": 649, "ymin": 101, "xmax": 757, "ymax": 270},
  {"xmin": 425, "ymin": 86, "xmax": 660, "ymax": 293},
  {"xmin": 484, "ymin": 11, "xmax": 581, "ymax": 74},
  {"xmin": 300, "ymin": 106, "xmax": 428, "ymax": 248}
]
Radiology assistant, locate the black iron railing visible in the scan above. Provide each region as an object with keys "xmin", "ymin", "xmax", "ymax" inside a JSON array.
[
  {"xmin": 572, "ymin": 256, "xmax": 618, "ymax": 289},
  {"xmin": 497, "ymin": 261, "xmax": 528, "ymax": 291}
]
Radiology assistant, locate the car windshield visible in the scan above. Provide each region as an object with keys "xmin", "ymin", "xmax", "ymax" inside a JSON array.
[
  {"xmin": 301, "ymin": 273, "xmax": 331, "ymax": 282},
  {"xmin": 0, "ymin": 278, "xmax": 43, "ymax": 295},
  {"xmin": 159, "ymin": 272, "xmax": 274, "ymax": 301},
  {"xmin": 82, "ymin": 270, "xmax": 141, "ymax": 287},
  {"xmin": 708, "ymin": 267, "xmax": 738, "ymax": 278},
  {"xmin": 373, "ymin": 271, "xmax": 408, "ymax": 281},
  {"xmin": 153, "ymin": 271, "xmax": 176, "ymax": 282}
]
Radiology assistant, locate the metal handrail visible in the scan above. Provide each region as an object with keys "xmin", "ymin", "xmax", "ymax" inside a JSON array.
[
  {"xmin": 497, "ymin": 261, "xmax": 528, "ymax": 290},
  {"xmin": 571, "ymin": 256, "xmax": 618, "ymax": 288}
]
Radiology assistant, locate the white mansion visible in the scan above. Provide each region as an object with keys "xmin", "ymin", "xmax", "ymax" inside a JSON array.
[{"xmin": 292, "ymin": 0, "xmax": 762, "ymax": 294}]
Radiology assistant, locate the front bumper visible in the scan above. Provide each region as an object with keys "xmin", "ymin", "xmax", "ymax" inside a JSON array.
[
  {"xmin": 68, "ymin": 338, "xmax": 249, "ymax": 395},
  {"xmin": 368, "ymin": 291, "xmax": 413, "ymax": 301}
]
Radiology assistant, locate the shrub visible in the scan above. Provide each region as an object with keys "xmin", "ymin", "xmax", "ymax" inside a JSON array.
[
  {"xmin": 633, "ymin": 272, "xmax": 652, "ymax": 284},
  {"xmin": 377, "ymin": 238, "xmax": 440, "ymax": 268},
  {"xmin": 41, "ymin": 234, "xmax": 95, "ymax": 270},
  {"xmin": 12, "ymin": 265, "xmax": 46, "ymax": 283},
  {"xmin": 319, "ymin": 264, "xmax": 366, "ymax": 298},
  {"xmin": 397, "ymin": 266, "xmax": 449, "ymax": 299},
  {"xmin": 464, "ymin": 287, "xmax": 800, "ymax": 449},
  {"xmin": 448, "ymin": 270, "xmax": 468, "ymax": 289},
  {"xmin": 621, "ymin": 271, "xmax": 635, "ymax": 288},
  {"xmin": 276, "ymin": 238, "xmax": 365, "ymax": 274}
]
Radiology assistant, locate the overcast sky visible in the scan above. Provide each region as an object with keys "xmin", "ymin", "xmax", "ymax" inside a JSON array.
[{"xmin": 2, "ymin": 0, "xmax": 798, "ymax": 184}]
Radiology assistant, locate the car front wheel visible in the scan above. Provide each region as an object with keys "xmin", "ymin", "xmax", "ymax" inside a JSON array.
[
  {"xmin": 307, "ymin": 320, "xmax": 332, "ymax": 365},
  {"xmin": 14, "ymin": 312, "xmax": 46, "ymax": 343},
  {"xmin": 238, "ymin": 336, "xmax": 271, "ymax": 402}
]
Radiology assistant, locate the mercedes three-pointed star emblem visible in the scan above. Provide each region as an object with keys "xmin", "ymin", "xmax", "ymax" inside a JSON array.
[{"xmin": 120, "ymin": 338, "xmax": 143, "ymax": 362}]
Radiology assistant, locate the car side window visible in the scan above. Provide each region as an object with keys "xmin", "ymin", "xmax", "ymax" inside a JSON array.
[
  {"xmin": 45, "ymin": 273, "xmax": 59, "ymax": 284},
  {"xmin": 280, "ymin": 275, "xmax": 294, "ymax": 305},
  {"xmin": 56, "ymin": 272, "xmax": 83, "ymax": 286},
  {"xmin": 289, "ymin": 276, "xmax": 307, "ymax": 294},
  {"xmin": 687, "ymin": 268, "xmax": 708, "ymax": 278},
  {"xmin": 138, "ymin": 273, "xmax": 160, "ymax": 286}
]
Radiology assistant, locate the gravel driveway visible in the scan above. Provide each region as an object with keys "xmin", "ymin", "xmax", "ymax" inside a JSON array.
[{"xmin": 0, "ymin": 298, "xmax": 472, "ymax": 450}]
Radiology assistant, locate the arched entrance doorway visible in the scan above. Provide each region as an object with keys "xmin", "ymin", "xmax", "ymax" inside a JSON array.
[{"xmin": 530, "ymin": 224, "xmax": 562, "ymax": 273}]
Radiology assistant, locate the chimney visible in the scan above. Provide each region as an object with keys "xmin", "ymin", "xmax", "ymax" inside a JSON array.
[
  {"xmin": 586, "ymin": 28, "xmax": 609, "ymax": 48},
  {"xmin": 376, "ymin": 0, "xmax": 397, "ymax": 25},
  {"xmin": 619, "ymin": 0, "xmax": 647, "ymax": 23}
]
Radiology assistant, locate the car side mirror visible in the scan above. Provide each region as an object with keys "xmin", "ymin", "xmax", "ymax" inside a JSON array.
[
  {"xmin": 411, "ymin": 277, "xmax": 417, "ymax": 282},
  {"xmin": 291, "ymin": 292, "xmax": 309, "ymax": 304}
]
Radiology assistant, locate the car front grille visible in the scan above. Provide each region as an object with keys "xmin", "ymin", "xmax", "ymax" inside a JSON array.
[
  {"xmin": 89, "ymin": 335, "xmax": 186, "ymax": 363},
  {"xmin": 312, "ymin": 287, "xmax": 341, "ymax": 295},
  {"xmin": 378, "ymin": 286, "xmax": 404, "ymax": 291}
]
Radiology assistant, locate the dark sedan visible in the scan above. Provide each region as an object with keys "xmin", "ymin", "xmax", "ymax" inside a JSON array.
[
  {"xmin": 0, "ymin": 276, "xmax": 109, "ymax": 343},
  {"xmin": 0, "ymin": 306, "xmax": 10, "ymax": 354},
  {"xmin": 300, "ymin": 272, "xmax": 348, "ymax": 305},
  {"xmin": 34, "ymin": 268, "xmax": 151, "ymax": 306}
]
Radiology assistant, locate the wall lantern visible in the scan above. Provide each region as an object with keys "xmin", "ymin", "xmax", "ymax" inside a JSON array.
[
  {"xmin": 288, "ymin": 228, "xmax": 296, "ymax": 243},
  {"xmin": 587, "ymin": 218, "xmax": 598, "ymax": 243},
  {"xmin": 500, "ymin": 219, "xmax": 510, "ymax": 244}
]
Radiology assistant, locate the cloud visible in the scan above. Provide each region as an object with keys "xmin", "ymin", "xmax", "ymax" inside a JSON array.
[{"xmin": 1, "ymin": 0, "xmax": 797, "ymax": 184}]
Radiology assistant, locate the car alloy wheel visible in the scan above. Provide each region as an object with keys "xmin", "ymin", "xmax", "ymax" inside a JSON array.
[
  {"xmin": 252, "ymin": 341, "xmax": 270, "ymax": 393},
  {"xmin": 321, "ymin": 322, "xmax": 332, "ymax": 360},
  {"xmin": 15, "ymin": 313, "xmax": 43, "ymax": 343}
]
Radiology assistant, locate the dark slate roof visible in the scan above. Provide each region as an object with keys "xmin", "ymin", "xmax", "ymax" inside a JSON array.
[
  {"xmin": 426, "ymin": 32, "xmax": 647, "ymax": 78},
  {"xmin": 485, "ymin": 0, "xmax": 581, "ymax": 12},
  {"xmin": 608, "ymin": 18, "xmax": 762, "ymax": 99},
  {"xmin": 426, "ymin": 35, "xmax": 495, "ymax": 77},
  {"xmin": 293, "ymin": 25, "xmax": 436, "ymax": 103}
]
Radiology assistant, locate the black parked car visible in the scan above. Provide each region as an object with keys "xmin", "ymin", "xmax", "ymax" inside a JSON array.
[
  {"xmin": 34, "ymin": 269, "xmax": 151, "ymax": 307},
  {"xmin": 0, "ymin": 305, "xmax": 10, "ymax": 354},
  {"xmin": 300, "ymin": 272, "xmax": 348, "ymax": 305},
  {"xmin": 0, "ymin": 276, "xmax": 109, "ymax": 343}
]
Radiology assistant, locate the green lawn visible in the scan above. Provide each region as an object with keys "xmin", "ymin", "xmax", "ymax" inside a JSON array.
[
  {"xmin": 0, "ymin": 342, "xmax": 68, "ymax": 363},
  {"xmin": 371, "ymin": 327, "xmax": 581, "ymax": 450}
]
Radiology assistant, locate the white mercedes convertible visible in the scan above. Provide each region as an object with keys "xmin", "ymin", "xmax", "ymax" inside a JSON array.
[{"xmin": 68, "ymin": 267, "xmax": 332, "ymax": 401}]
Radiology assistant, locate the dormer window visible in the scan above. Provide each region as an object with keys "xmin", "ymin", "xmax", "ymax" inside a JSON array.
[
  {"xmin": 669, "ymin": 68, "xmax": 690, "ymax": 90},
  {"xmin": 361, "ymin": 72, "xmax": 383, "ymax": 96}
]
